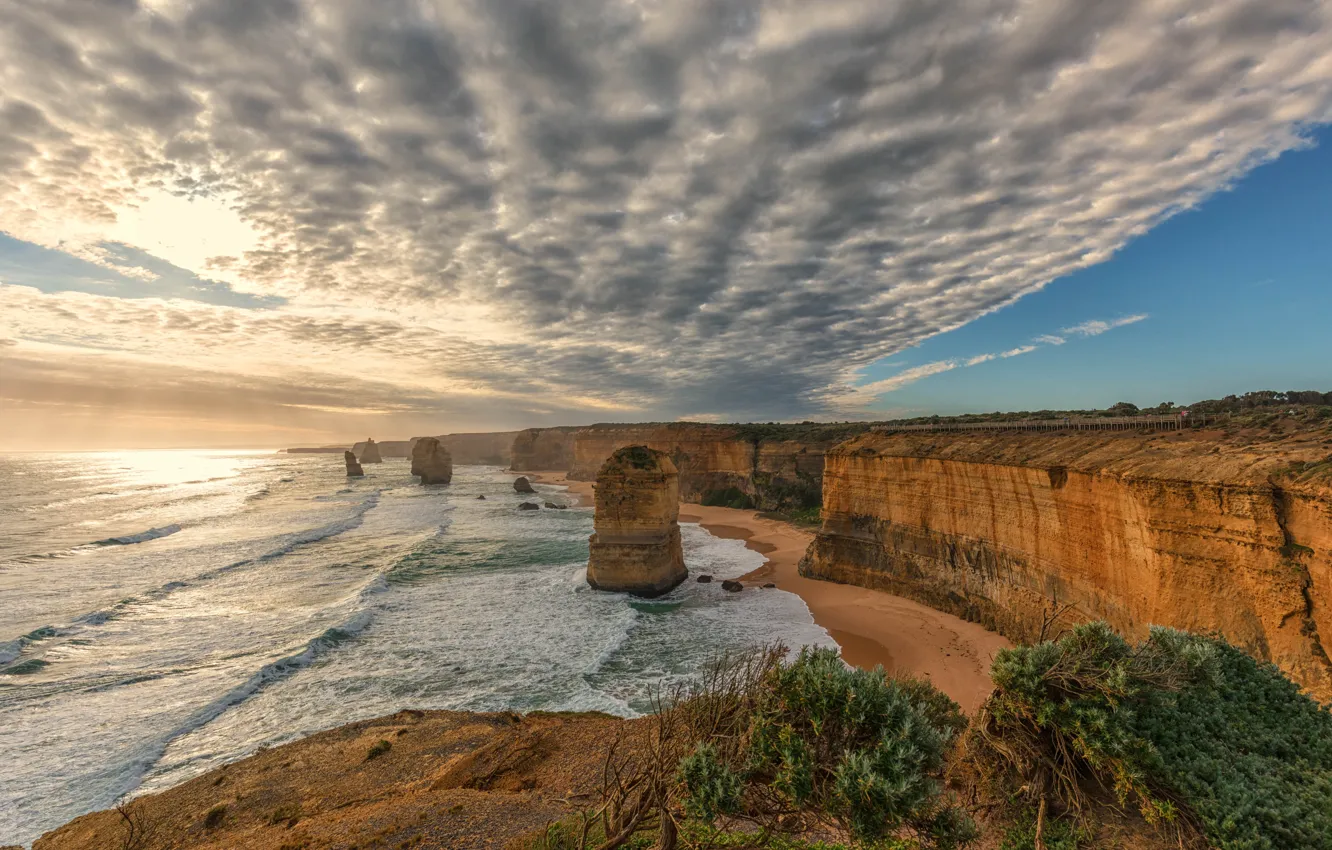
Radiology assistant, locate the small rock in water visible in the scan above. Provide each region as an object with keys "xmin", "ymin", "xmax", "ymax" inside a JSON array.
[
  {"xmin": 476, "ymin": 495, "xmax": 486, "ymax": 500},
  {"xmin": 518, "ymin": 502, "xmax": 540, "ymax": 511},
  {"xmin": 543, "ymin": 501, "xmax": 566, "ymax": 509},
  {"xmin": 513, "ymin": 476, "xmax": 536, "ymax": 494},
  {"xmin": 696, "ymin": 574, "xmax": 713, "ymax": 583},
  {"xmin": 721, "ymin": 580, "xmax": 743, "ymax": 592}
]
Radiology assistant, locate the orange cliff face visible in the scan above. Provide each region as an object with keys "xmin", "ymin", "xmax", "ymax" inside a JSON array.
[
  {"xmin": 567, "ymin": 423, "xmax": 847, "ymax": 512},
  {"xmin": 800, "ymin": 430, "xmax": 1332, "ymax": 699}
]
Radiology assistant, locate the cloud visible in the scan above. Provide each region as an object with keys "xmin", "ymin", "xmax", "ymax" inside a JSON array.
[
  {"xmin": 834, "ymin": 360, "xmax": 960, "ymax": 410},
  {"xmin": 1063, "ymin": 314, "xmax": 1150, "ymax": 337},
  {"xmin": 0, "ymin": 1, "xmax": 1328, "ymax": 435},
  {"xmin": 848, "ymin": 309, "xmax": 1151, "ymax": 405}
]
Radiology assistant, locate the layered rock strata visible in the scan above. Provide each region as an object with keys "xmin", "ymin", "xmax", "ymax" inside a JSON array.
[
  {"xmin": 410, "ymin": 438, "xmax": 453, "ymax": 485},
  {"xmin": 510, "ymin": 427, "xmax": 579, "ymax": 471},
  {"xmin": 800, "ymin": 430, "xmax": 1332, "ymax": 699},
  {"xmin": 587, "ymin": 446, "xmax": 688, "ymax": 597},
  {"xmin": 344, "ymin": 451, "xmax": 364, "ymax": 477},
  {"xmin": 567, "ymin": 423, "xmax": 860, "ymax": 512},
  {"xmin": 359, "ymin": 438, "xmax": 383, "ymax": 463}
]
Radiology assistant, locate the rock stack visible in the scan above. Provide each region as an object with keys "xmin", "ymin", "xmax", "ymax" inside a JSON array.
[
  {"xmin": 344, "ymin": 451, "xmax": 364, "ymax": 477},
  {"xmin": 411, "ymin": 437, "xmax": 453, "ymax": 485},
  {"xmin": 586, "ymin": 446, "xmax": 687, "ymax": 597},
  {"xmin": 359, "ymin": 438, "xmax": 383, "ymax": 464}
]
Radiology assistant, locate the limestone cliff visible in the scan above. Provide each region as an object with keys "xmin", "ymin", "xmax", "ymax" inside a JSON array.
[
  {"xmin": 406, "ymin": 432, "xmax": 520, "ymax": 465},
  {"xmin": 587, "ymin": 446, "xmax": 688, "ymax": 597},
  {"xmin": 800, "ymin": 430, "xmax": 1332, "ymax": 698},
  {"xmin": 352, "ymin": 440, "xmax": 412, "ymax": 458},
  {"xmin": 510, "ymin": 427, "xmax": 579, "ymax": 471},
  {"xmin": 410, "ymin": 438, "xmax": 453, "ymax": 485},
  {"xmin": 568, "ymin": 423, "xmax": 863, "ymax": 512},
  {"xmin": 359, "ymin": 438, "xmax": 383, "ymax": 463}
]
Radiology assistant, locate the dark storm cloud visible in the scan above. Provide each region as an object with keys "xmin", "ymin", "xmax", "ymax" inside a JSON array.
[{"xmin": 2, "ymin": 0, "xmax": 1332, "ymax": 420}]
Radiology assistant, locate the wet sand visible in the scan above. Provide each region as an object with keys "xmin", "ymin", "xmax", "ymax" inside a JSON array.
[{"xmin": 524, "ymin": 471, "xmax": 1009, "ymax": 713}]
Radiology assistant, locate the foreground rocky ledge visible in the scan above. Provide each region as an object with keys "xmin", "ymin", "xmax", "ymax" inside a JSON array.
[{"xmin": 34, "ymin": 710, "xmax": 635, "ymax": 850}]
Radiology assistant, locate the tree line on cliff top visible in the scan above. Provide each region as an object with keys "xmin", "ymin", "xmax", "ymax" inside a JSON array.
[{"xmin": 521, "ymin": 623, "xmax": 1332, "ymax": 850}]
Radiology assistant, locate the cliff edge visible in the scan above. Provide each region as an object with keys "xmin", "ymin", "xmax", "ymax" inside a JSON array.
[{"xmin": 800, "ymin": 428, "xmax": 1332, "ymax": 699}]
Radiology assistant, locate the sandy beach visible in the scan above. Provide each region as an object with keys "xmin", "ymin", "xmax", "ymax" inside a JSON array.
[{"xmin": 525, "ymin": 471, "xmax": 1009, "ymax": 713}]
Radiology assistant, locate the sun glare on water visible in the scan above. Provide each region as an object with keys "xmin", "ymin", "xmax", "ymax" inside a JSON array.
[{"xmin": 85, "ymin": 449, "xmax": 267, "ymax": 487}]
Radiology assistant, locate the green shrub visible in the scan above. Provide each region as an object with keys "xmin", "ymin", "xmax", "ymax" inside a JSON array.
[
  {"xmin": 366, "ymin": 739, "xmax": 392, "ymax": 761},
  {"xmin": 679, "ymin": 647, "xmax": 974, "ymax": 848},
  {"xmin": 1129, "ymin": 640, "xmax": 1332, "ymax": 850},
  {"xmin": 700, "ymin": 487, "xmax": 753, "ymax": 510},
  {"xmin": 203, "ymin": 804, "xmax": 227, "ymax": 829},
  {"xmin": 677, "ymin": 744, "xmax": 743, "ymax": 821},
  {"xmin": 998, "ymin": 807, "xmax": 1089, "ymax": 850},
  {"xmin": 976, "ymin": 622, "xmax": 1332, "ymax": 850}
]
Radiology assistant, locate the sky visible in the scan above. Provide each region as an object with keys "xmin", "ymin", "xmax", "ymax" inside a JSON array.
[{"xmin": 1, "ymin": 1, "xmax": 1330, "ymax": 449}]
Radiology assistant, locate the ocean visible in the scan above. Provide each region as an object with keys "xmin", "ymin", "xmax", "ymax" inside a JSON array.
[{"xmin": 0, "ymin": 451, "xmax": 833, "ymax": 847}]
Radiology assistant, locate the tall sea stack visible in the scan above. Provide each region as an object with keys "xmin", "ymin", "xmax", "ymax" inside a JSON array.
[
  {"xmin": 411, "ymin": 437, "xmax": 453, "ymax": 485},
  {"xmin": 344, "ymin": 451, "xmax": 364, "ymax": 477},
  {"xmin": 359, "ymin": 438, "xmax": 383, "ymax": 463},
  {"xmin": 586, "ymin": 446, "xmax": 687, "ymax": 597}
]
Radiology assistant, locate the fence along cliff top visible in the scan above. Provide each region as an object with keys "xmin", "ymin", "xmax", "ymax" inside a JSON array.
[{"xmin": 871, "ymin": 413, "xmax": 1211, "ymax": 434}]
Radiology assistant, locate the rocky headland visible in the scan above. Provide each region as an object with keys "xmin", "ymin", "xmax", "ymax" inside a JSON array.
[
  {"xmin": 586, "ymin": 446, "xmax": 688, "ymax": 597},
  {"xmin": 510, "ymin": 426, "xmax": 579, "ymax": 471},
  {"xmin": 410, "ymin": 437, "xmax": 453, "ymax": 485}
]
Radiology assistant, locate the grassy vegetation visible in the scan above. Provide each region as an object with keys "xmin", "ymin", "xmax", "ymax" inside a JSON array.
[{"xmin": 366, "ymin": 739, "xmax": 393, "ymax": 761}]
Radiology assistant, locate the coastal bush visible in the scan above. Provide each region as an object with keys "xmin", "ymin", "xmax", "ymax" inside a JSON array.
[
  {"xmin": 701, "ymin": 487, "xmax": 754, "ymax": 510},
  {"xmin": 997, "ymin": 808, "xmax": 1088, "ymax": 850},
  {"xmin": 970, "ymin": 621, "xmax": 1332, "ymax": 850},
  {"xmin": 729, "ymin": 647, "xmax": 971, "ymax": 844},
  {"xmin": 366, "ymin": 739, "xmax": 392, "ymax": 761},
  {"xmin": 1128, "ymin": 639, "xmax": 1332, "ymax": 850},
  {"xmin": 535, "ymin": 646, "xmax": 973, "ymax": 850},
  {"xmin": 203, "ymin": 804, "xmax": 227, "ymax": 829}
]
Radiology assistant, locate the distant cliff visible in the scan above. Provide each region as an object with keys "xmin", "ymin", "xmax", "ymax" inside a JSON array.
[
  {"xmin": 510, "ymin": 427, "xmax": 580, "ymax": 471},
  {"xmin": 567, "ymin": 422, "xmax": 869, "ymax": 513},
  {"xmin": 351, "ymin": 440, "xmax": 412, "ymax": 458},
  {"xmin": 440, "ymin": 431, "xmax": 520, "ymax": 465},
  {"xmin": 799, "ymin": 429, "xmax": 1332, "ymax": 699}
]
